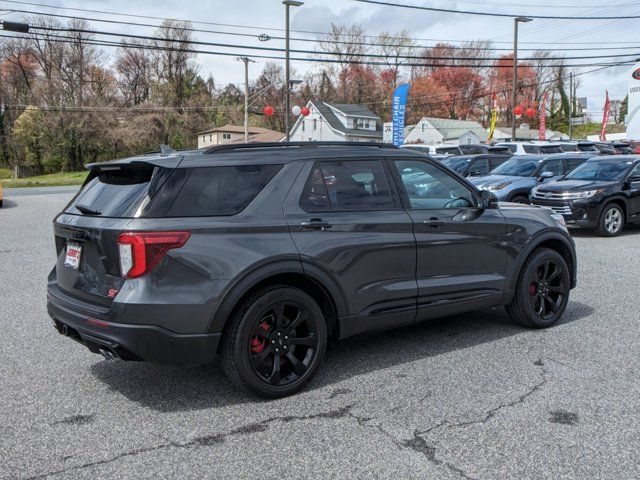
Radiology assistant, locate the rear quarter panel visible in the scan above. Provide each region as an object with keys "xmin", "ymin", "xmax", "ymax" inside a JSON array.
[{"xmin": 118, "ymin": 161, "xmax": 305, "ymax": 334}]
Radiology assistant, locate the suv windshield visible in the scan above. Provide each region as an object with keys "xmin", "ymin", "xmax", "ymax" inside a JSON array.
[
  {"xmin": 565, "ymin": 161, "xmax": 633, "ymax": 181},
  {"xmin": 491, "ymin": 158, "xmax": 540, "ymax": 177},
  {"xmin": 441, "ymin": 156, "xmax": 471, "ymax": 173}
]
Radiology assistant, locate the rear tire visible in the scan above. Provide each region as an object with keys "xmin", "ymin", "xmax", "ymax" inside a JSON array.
[
  {"xmin": 595, "ymin": 203, "xmax": 624, "ymax": 237},
  {"xmin": 506, "ymin": 248, "xmax": 570, "ymax": 328},
  {"xmin": 221, "ymin": 285, "xmax": 327, "ymax": 398}
]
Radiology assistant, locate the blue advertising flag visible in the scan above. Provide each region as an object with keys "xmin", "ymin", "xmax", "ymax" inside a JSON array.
[{"xmin": 391, "ymin": 83, "xmax": 410, "ymax": 146}]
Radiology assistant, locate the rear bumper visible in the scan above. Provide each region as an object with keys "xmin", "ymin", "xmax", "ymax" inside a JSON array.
[{"xmin": 47, "ymin": 287, "xmax": 220, "ymax": 364}]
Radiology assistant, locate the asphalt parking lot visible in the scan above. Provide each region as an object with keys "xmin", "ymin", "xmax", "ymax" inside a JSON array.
[{"xmin": 1, "ymin": 189, "xmax": 639, "ymax": 480}]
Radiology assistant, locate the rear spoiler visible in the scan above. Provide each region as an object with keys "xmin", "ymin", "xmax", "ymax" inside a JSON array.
[{"xmin": 85, "ymin": 155, "xmax": 184, "ymax": 171}]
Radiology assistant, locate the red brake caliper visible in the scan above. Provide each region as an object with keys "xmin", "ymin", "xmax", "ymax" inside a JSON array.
[
  {"xmin": 529, "ymin": 283, "xmax": 537, "ymax": 296},
  {"xmin": 250, "ymin": 321, "xmax": 271, "ymax": 353}
]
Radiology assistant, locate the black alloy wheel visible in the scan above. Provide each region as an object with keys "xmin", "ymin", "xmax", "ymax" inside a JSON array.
[
  {"xmin": 248, "ymin": 301, "xmax": 319, "ymax": 386},
  {"xmin": 527, "ymin": 259, "xmax": 566, "ymax": 321},
  {"xmin": 506, "ymin": 248, "xmax": 570, "ymax": 328},
  {"xmin": 221, "ymin": 286, "xmax": 327, "ymax": 397}
]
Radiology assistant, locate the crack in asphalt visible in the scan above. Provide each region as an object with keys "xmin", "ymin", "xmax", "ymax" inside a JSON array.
[
  {"xmin": 25, "ymin": 405, "xmax": 355, "ymax": 479},
  {"xmin": 401, "ymin": 358, "xmax": 550, "ymax": 479},
  {"xmin": 26, "ymin": 359, "xmax": 549, "ymax": 480}
]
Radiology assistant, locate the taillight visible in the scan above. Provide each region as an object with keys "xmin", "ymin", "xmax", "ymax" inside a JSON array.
[{"xmin": 117, "ymin": 231, "xmax": 190, "ymax": 278}]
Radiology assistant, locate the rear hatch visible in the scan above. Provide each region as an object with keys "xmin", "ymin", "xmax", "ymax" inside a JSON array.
[{"xmin": 52, "ymin": 157, "xmax": 183, "ymax": 307}]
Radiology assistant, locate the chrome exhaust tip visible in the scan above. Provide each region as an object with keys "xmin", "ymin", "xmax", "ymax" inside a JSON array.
[{"xmin": 99, "ymin": 347, "xmax": 120, "ymax": 361}]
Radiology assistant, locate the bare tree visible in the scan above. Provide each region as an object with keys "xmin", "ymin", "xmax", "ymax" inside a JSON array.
[
  {"xmin": 376, "ymin": 29, "xmax": 415, "ymax": 87},
  {"xmin": 115, "ymin": 41, "xmax": 152, "ymax": 105}
]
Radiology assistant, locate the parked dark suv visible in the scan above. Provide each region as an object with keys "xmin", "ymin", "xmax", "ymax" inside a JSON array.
[
  {"xmin": 47, "ymin": 143, "xmax": 577, "ymax": 397},
  {"xmin": 531, "ymin": 155, "xmax": 640, "ymax": 236}
]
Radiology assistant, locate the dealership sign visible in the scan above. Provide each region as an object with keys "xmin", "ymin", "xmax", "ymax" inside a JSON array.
[
  {"xmin": 391, "ymin": 83, "xmax": 410, "ymax": 147},
  {"xmin": 627, "ymin": 63, "xmax": 640, "ymax": 140}
]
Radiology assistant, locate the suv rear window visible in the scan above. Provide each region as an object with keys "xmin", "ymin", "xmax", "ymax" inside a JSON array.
[
  {"xmin": 65, "ymin": 165, "xmax": 169, "ymax": 218},
  {"xmin": 166, "ymin": 165, "xmax": 281, "ymax": 217}
]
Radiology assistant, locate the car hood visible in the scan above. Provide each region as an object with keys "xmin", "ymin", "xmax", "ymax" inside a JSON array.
[
  {"xmin": 538, "ymin": 179, "xmax": 618, "ymax": 191},
  {"xmin": 470, "ymin": 174, "xmax": 531, "ymax": 188}
]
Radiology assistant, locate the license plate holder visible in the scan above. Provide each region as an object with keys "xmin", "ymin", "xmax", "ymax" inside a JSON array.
[{"xmin": 64, "ymin": 243, "xmax": 83, "ymax": 270}]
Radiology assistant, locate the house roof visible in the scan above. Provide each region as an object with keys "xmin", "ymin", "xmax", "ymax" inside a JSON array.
[
  {"xmin": 312, "ymin": 101, "xmax": 383, "ymax": 138},
  {"xmin": 196, "ymin": 124, "xmax": 277, "ymax": 135},
  {"xmin": 227, "ymin": 130, "xmax": 284, "ymax": 144},
  {"xmin": 420, "ymin": 117, "xmax": 487, "ymax": 141},
  {"xmin": 327, "ymin": 103, "xmax": 379, "ymax": 118}
]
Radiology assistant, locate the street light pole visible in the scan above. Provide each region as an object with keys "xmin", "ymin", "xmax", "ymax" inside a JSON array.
[
  {"xmin": 238, "ymin": 56, "xmax": 255, "ymax": 143},
  {"xmin": 511, "ymin": 16, "xmax": 532, "ymax": 141},
  {"xmin": 569, "ymin": 71, "xmax": 574, "ymax": 140},
  {"xmin": 283, "ymin": 1, "xmax": 303, "ymax": 142}
]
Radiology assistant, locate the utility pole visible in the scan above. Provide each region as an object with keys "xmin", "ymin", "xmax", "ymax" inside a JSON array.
[
  {"xmin": 283, "ymin": 1, "xmax": 303, "ymax": 142},
  {"xmin": 238, "ymin": 56, "xmax": 254, "ymax": 143},
  {"xmin": 511, "ymin": 17, "xmax": 532, "ymax": 141},
  {"xmin": 569, "ymin": 71, "xmax": 574, "ymax": 140}
]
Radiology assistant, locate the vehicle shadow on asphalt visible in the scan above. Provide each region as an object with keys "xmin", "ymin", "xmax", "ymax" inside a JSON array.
[{"xmin": 90, "ymin": 300, "xmax": 594, "ymax": 411}]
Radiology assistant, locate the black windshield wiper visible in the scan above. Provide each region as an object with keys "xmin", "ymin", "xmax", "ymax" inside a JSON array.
[{"xmin": 75, "ymin": 203, "xmax": 101, "ymax": 215}]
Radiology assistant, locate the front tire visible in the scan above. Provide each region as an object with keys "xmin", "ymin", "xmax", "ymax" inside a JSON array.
[
  {"xmin": 510, "ymin": 195, "xmax": 529, "ymax": 205},
  {"xmin": 506, "ymin": 248, "xmax": 570, "ymax": 328},
  {"xmin": 221, "ymin": 285, "xmax": 327, "ymax": 398},
  {"xmin": 596, "ymin": 203, "xmax": 624, "ymax": 237}
]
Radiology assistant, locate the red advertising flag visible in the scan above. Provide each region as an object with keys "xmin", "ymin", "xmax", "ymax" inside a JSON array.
[
  {"xmin": 538, "ymin": 93, "xmax": 547, "ymax": 141},
  {"xmin": 600, "ymin": 90, "xmax": 611, "ymax": 142}
]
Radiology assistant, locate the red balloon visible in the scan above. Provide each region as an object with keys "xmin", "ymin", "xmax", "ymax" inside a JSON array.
[
  {"xmin": 525, "ymin": 107, "xmax": 536, "ymax": 117},
  {"xmin": 513, "ymin": 105, "xmax": 523, "ymax": 116},
  {"xmin": 300, "ymin": 107, "xmax": 310, "ymax": 117},
  {"xmin": 263, "ymin": 105, "xmax": 274, "ymax": 116}
]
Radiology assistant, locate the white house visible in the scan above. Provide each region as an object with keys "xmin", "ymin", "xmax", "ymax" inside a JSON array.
[
  {"xmin": 403, "ymin": 117, "xmax": 488, "ymax": 146},
  {"xmin": 289, "ymin": 101, "xmax": 383, "ymax": 142}
]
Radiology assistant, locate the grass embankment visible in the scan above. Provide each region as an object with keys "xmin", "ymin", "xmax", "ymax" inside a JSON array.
[{"xmin": 0, "ymin": 171, "xmax": 88, "ymax": 188}]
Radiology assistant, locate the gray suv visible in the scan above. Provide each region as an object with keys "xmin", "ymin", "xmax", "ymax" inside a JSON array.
[{"xmin": 47, "ymin": 143, "xmax": 577, "ymax": 397}]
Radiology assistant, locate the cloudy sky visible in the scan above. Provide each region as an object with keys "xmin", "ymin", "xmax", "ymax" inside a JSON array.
[{"xmin": 1, "ymin": 0, "xmax": 638, "ymax": 113}]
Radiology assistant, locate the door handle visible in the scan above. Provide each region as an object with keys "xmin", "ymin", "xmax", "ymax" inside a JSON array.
[
  {"xmin": 300, "ymin": 219, "xmax": 333, "ymax": 231},
  {"xmin": 424, "ymin": 217, "xmax": 445, "ymax": 228}
]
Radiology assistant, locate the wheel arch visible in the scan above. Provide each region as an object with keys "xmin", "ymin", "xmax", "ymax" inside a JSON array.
[
  {"xmin": 599, "ymin": 197, "xmax": 628, "ymax": 223},
  {"xmin": 504, "ymin": 230, "xmax": 577, "ymax": 304},
  {"xmin": 208, "ymin": 259, "xmax": 347, "ymax": 347}
]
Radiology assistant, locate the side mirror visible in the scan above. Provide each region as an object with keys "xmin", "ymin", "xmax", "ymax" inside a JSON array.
[
  {"xmin": 538, "ymin": 171, "xmax": 554, "ymax": 181},
  {"xmin": 468, "ymin": 169, "xmax": 483, "ymax": 177},
  {"xmin": 479, "ymin": 190, "xmax": 498, "ymax": 209}
]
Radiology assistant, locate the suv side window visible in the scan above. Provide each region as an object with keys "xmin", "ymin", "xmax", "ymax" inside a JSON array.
[
  {"xmin": 393, "ymin": 160, "xmax": 476, "ymax": 210},
  {"xmin": 300, "ymin": 160, "xmax": 395, "ymax": 211},
  {"xmin": 542, "ymin": 159, "xmax": 563, "ymax": 175},
  {"xmin": 167, "ymin": 165, "xmax": 282, "ymax": 217},
  {"xmin": 489, "ymin": 156, "xmax": 509, "ymax": 170},
  {"xmin": 565, "ymin": 158, "xmax": 586, "ymax": 173},
  {"xmin": 470, "ymin": 157, "xmax": 490, "ymax": 175}
]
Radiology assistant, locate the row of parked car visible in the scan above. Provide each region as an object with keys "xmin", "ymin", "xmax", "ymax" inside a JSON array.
[
  {"xmin": 402, "ymin": 140, "xmax": 639, "ymax": 157},
  {"xmin": 403, "ymin": 143, "xmax": 640, "ymax": 237}
]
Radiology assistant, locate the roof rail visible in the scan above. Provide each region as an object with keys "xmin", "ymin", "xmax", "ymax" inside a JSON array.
[{"xmin": 203, "ymin": 141, "xmax": 398, "ymax": 154}]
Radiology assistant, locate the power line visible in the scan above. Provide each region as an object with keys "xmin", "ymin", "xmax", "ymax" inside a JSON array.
[
  {"xmin": 4, "ymin": 31, "xmax": 637, "ymax": 70},
  {"xmin": 2, "ymin": 0, "xmax": 639, "ymax": 46},
  {"xmin": 14, "ymin": 23, "xmax": 640, "ymax": 65},
  {"xmin": 5, "ymin": 6, "xmax": 640, "ymax": 53},
  {"xmin": 4, "ymin": 5, "xmax": 640, "ymax": 53},
  {"xmin": 352, "ymin": 0, "xmax": 640, "ymax": 20}
]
